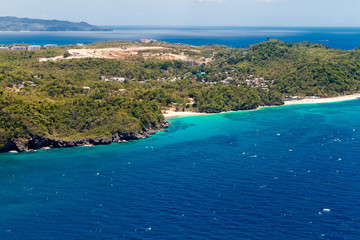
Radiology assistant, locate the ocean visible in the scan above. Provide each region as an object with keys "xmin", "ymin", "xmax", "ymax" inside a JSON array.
[
  {"xmin": 1, "ymin": 26, "xmax": 360, "ymax": 49},
  {"xmin": 1, "ymin": 100, "xmax": 360, "ymax": 239}
]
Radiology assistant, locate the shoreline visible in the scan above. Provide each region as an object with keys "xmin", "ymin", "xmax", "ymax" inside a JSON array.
[
  {"xmin": 284, "ymin": 93, "xmax": 360, "ymax": 105},
  {"xmin": 4, "ymin": 94, "xmax": 359, "ymax": 153},
  {"xmin": 163, "ymin": 111, "xmax": 207, "ymax": 119},
  {"xmin": 164, "ymin": 93, "xmax": 360, "ymax": 119}
]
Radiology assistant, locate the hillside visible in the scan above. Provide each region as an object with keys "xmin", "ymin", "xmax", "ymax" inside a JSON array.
[
  {"xmin": 0, "ymin": 16, "xmax": 112, "ymax": 31},
  {"xmin": 209, "ymin": 39, "xmax": 360, "ymax": 97},
  {"xmin": 1, "ymin": 40, "xmax": 360, "ymax": 152}
]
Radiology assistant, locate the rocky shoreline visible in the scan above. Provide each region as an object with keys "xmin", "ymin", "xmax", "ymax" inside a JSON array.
[{"xmin": 0, "ymin": 121, "xmax": 170, "ymax": 153}]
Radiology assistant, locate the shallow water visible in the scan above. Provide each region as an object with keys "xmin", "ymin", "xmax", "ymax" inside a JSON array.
[{"xmin": 1, "ymin": 100, "xmax": 360, "ymax": 239}]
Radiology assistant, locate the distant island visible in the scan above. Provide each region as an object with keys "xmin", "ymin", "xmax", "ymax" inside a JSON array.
[{"xmin": 0, "ymin": 16, "xmax": 113, "ymax": 31}]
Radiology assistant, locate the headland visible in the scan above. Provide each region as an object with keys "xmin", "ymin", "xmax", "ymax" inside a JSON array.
[{"xmin": 2, "ymin": 39, "xmax": 360, "ymax": 153}]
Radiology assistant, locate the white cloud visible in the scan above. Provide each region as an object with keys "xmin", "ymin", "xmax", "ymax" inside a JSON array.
[
  {"xmin": 193, "ymin": 0, "xmax": 283, "ymax": 3},
  {"xmin": 196, "ymin": 0, "xmax": 225, "ymax": 2},
  {"xmin": 255, "ymin": 0, "xmax": 289, "ymax": 2}
]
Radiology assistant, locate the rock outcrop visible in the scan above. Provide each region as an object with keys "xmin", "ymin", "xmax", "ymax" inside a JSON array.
[{"xmin": 0, "ymin": 121, "xmax": 170, "ymax": 153}]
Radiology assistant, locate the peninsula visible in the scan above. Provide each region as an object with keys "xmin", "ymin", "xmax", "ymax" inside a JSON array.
[
  {"xmin": 1, "ymin": 39, "xmax": 360, "ymax": 153},
  {"xmin": 0, "ymin": 16, "xmax": 112, "ymax": 31}
]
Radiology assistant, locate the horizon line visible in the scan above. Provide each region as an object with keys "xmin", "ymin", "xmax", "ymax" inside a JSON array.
[{"xmin": 100, "ymin": 25, "xmax": 360, "ymax": 28}]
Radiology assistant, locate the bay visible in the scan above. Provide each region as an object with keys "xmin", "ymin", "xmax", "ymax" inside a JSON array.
[
  {"xmin": 1, "ymin": 100, "xmax": 360, "ymax": 239},
  {"xmin": 1, "ymin": 26, "xmax": 360, "ymax": 49}
]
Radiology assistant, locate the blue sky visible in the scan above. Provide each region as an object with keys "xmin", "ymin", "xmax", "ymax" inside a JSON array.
[{"xmin": 0, "ymin": 0, "xmax": 359, "ymax": 27}]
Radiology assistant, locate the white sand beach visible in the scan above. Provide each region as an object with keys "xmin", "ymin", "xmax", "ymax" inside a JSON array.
[
  {"xmin": 285, "ymin": 94, "xmax": 360, "ymax": 105},
  {"xmin": 164, "ymin": 93, "xmax": 360, "ymax": 118},
  {"xmin": 163, "ymin": 110, "xmax": 206, "ymax": 118}
]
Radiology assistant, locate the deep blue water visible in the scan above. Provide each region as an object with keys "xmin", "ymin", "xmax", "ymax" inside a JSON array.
[
  {"xmin": 2, "ymin": 26, "xmax": 360, "ymax": 49},
  {"xmin": 1, "ymin": 100, "xmax": 360, "ymax": 239}
]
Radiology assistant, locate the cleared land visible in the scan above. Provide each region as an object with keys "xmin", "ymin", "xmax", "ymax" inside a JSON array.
[{"xmin": 39, "ymin": 45, "xmax": 212, "ymax": 64}]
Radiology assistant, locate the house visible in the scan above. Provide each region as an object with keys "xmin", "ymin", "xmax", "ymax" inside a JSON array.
[
  {"xmin": 83, "ymin": 87, "xmax": 91, "ymax": 90},
  {"xmin": 240, "ymin": 50, "xmax": 249, "ymax": 56},
  {"xmin": 28, "ymin": 45, "xmax": 41, "ymax": 50},
  {"xmin": 0, "ymin": 47, "xmax": 9, "ymax": 50},
  {"xmin": 206, "ymin": 82, "xmax": 217, "ymax": 85},
  {"xmin": 182, "ymin": 60, "xmax": 197, "ymax": 66},
  {"xmin": 284, "ymin": 96, "xmax": 303, "ymax": 101},
  {"xmin": 44, "ymin": 44, "xmax": 57, "ymax": 49},
  {"xmin": 76, "ymin": 43, "xmax": 85, "ymax": 47}
]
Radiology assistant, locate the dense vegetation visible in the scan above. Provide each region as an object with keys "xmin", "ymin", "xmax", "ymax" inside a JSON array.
[
  {"xmin": 1, "ymin": 40, "xmax": 360, "ymax": 150},
  {"xmin": 222, "ymin": 40, "xmax": 360, "ymax": 96}
]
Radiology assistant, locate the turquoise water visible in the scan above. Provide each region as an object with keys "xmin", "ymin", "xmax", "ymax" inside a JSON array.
[{"xmin": 1, "ymin": 100, "xmax": 360, "ymax": 239}]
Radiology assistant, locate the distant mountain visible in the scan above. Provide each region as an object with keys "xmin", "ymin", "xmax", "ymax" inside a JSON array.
[{"xmin": 0, "ymin": 16, "xmax": 113, "ymax": 31}]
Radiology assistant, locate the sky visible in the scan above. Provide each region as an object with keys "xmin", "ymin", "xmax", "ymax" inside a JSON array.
[{"xmin": 0, "ymin": 0, "xmax": 359, "ymax": 27}]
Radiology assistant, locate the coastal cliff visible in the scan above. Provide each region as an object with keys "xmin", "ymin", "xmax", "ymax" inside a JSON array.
[{"xmin": 0, "ymin": 122, "xmax": 169, "ymax": 153}]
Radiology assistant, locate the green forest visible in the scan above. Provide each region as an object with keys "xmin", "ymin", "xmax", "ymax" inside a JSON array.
[{"xmin": 1, "ymin": 40, "xmax": 360, "ymax": 151}]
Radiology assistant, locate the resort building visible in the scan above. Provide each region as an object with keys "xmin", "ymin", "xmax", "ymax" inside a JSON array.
[
  {"xmin": 11, "ymin": 46, "xmax": 27, "ymax": 50},
  {"xmin": 28, "ymin": 45, "xmax": 41, "ymax": 50},
  {"xmin": 44, "ymin": 44, "xmax": 57, "ymax": 49},
  {"xmin": 0, "ymin": 47, "xmax": 9, "ymax": 50},
  {"xmin": 140, "ymin": 39, "xmax": 157, "ymax": 43}
]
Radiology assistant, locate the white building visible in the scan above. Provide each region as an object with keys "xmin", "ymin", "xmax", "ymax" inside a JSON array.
[
  {"xmin": 76, "ymin": 43, "xmax": 85, "ymax": 47},
  {"xmin": 110, "ymin": 77, "xmax": 125, "ymax": 82},
  {"xmin": 44, "ymin": 44, "xmax": 58, "ymax": 49},
  {"xmin": 140, "ymin": 39, "xmax": 157, "ymax": 43},
  {"xmin": 11, "ymin": 46, "xmax": 27, "ymax": 50},
  {"xmin": 0, "ymin": 47, "xmax": 9, "ymax": 50},
  {"xmin": 28, "ymin": 45, "xmax": 41, "ymax": 50}
]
